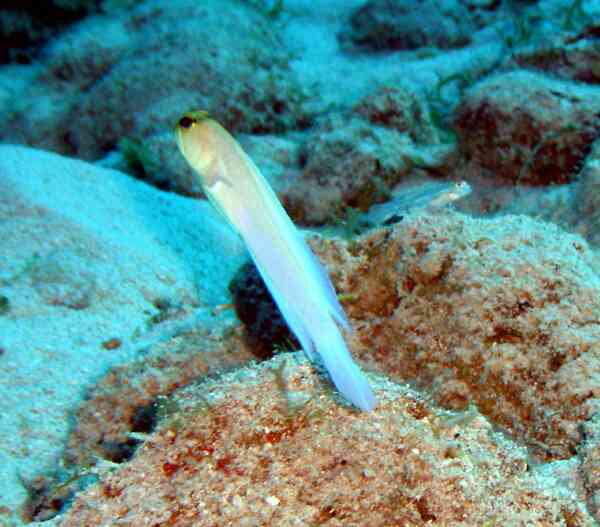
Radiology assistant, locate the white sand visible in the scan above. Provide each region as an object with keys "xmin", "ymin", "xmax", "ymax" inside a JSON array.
[{"xmin": 0, "ymin": 145, "xmax": 245, "ymax": 520}]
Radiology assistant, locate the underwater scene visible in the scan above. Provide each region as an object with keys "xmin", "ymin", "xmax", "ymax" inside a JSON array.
[{"xmin": 1, "ymin": 0, "xmax": 600, "ymax": 525}]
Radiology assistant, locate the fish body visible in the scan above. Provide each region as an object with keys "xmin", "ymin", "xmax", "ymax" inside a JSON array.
[{"xmin": 175, "ymin": 111, "xmax": 375, "ymax": 411}]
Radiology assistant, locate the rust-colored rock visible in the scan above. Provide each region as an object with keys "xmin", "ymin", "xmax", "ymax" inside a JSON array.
[
  {"xmin": 310, "ymin": 210, "xmax": 600, "ymax": 461},
  {"xmin": 454, "ymin": 70, "xmax": 600, "ymax": 185},
  {"xmin": 59, "ymin": 354, "xmax": 593, "ymax": 526}
]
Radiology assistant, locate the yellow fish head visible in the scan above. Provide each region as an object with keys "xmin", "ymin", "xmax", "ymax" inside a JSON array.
[{"xmin": 174, "ymin": 110, "xmax": 217, "ymax": 175}]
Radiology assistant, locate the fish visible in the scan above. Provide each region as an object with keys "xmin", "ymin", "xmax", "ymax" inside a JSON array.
[{"xmin": 174, "ymin": 110, "xmax": 375, "ymax": 411}]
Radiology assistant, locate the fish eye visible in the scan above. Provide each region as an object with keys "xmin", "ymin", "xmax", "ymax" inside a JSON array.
[{"xmin": 178, "ymin": 116, "xmax": 195, "ymax": 129}]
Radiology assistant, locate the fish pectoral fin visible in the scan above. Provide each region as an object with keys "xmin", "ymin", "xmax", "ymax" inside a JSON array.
[
  {"xmin": 202, "ymin": 185, "xmax": 235, "ymax": 231},
  {"xmin": 208, "ymin": 174, "xmax": 234, "ymax": 190}
]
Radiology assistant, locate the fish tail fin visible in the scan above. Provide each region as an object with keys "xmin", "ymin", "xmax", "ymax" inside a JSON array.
[
  {"xmin": 246, "ymin": 238, "xmax": 375, "ymax": 411},
  {"xmin": 312, "ymin": 319, "xmax": 376, "ymax": 411}
]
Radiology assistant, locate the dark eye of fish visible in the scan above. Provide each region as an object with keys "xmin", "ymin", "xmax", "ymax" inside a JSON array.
[{"xmin": 178, "ymin": 116, "xmax": 195, "ymax": 129}]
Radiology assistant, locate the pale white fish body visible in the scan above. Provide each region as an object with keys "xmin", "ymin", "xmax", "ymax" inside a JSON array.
[{"xmin": 175, "ymin": 112, "xmax": 375, "ymax": 411}]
